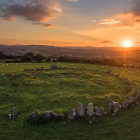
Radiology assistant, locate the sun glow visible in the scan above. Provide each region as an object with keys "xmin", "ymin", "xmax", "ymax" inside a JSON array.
[{"xmin": 122, "ymin": 40, "xmax": 133, "ymax": 48}]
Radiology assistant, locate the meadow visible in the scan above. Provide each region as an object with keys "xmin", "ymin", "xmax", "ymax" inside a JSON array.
[{"xmin": 0, "ymin": 62, "xmax": 140, "ymax": 140}]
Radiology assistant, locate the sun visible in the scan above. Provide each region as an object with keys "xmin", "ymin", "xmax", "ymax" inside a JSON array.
[{"xmin": 122, "ymin": 40, "xmax": 133, "ymax": 48}]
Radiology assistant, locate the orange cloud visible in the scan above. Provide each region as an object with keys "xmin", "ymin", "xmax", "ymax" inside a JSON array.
[
  {"xmin": 0, "ymin": 0, "xmax": 62, "ymax": 24},
  {"xmin": 43, "ymin": 24, "xmax": 55, "ymax": 28},
  {"xmin": 100, "ymin": 19, "xmax": 120, "ymax": 25}
]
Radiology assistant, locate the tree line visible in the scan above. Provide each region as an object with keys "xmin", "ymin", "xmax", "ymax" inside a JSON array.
[{"xmin": 0, "ymin": 51, "xmax": 127, "ymax": 67}]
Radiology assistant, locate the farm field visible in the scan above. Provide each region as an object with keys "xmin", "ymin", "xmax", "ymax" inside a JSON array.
[{"xmin": 0, "ymin": 62, "xmax": 140, "ymax": 140}]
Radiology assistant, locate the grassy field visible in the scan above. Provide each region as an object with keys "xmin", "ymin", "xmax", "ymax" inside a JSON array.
[{"xmin": 0, "ymin": 62, "xmax": 140, "ymax": 140}]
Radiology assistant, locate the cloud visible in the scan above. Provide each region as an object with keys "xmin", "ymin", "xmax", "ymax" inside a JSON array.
[
  {"xmin": 33, "ymin": 22, "xmax": 55, "ymax": 28},
  {"xmin": 99, "ymin": 12, "xmax": 140, "ymax": 30},
  {"xmin": 0, "ymin": 0, "xmax": 62, "ymax": 24},
  {"xmin": 132, "ymin": 0, "xmax": 140, "ymax": 16},
  {"xmin": 100, "ymin": 18, "xmax": 120, "ymax": 25},
  {"xmin": 99, "ymin": 0, "xmax": 140, "ymax": 28},
  {"xmin": 101, "ymin": 40, "xmax": 112, "ymax": 44},
  {"xmin": 43, "ymin": 23, "xmax": 55, "ymax": 28}
]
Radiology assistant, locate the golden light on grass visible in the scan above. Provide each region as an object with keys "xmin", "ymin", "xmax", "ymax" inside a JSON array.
[{"xmin": 122, "ymin": 40, "xmax": 133, "ymax": 48}]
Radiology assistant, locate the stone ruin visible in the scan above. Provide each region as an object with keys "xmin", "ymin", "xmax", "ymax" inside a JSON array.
[
  {"xmin": 27, "ymin": 110, "xmax": 63, "ymax": 124},
  {"xmin": 66, "ymin": 91, "xmax": 140, "ymax": 121},
  {"xmin": 24, "ymin": 67, "xmax": 46, "ymax": 72},
  {"xmin": 8, "ymin": 91, "xmax": 140, "ymax": 124}
]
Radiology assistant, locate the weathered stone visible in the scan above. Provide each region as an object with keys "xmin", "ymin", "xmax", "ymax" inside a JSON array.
[
  {"xmin": 87, "ymin": 102, "xmax": 94, "ymax": 116},
  {"xmin": 96, "ymin": 107, "xmax": 104, "ymax": 116},
  {"xmin": 68, "ymin": 109, "xmax": 76, "ymax": 120},
  {"xmin": 12, "ymin": 107, "xmax": 18, "ymax": 118},
  {"xmin": 106, "ymin": 102, "xmax": 112, "ymax": 114},
  {"xmin": 27, "ymin": 110, "xmax": 41, "ymax": 124},
  {"xmin": 112, "ymin": 101, "xmax": 121, "ymax": 113},
  {"xmin": 50, "ymin": 64, "xmax": 57, "ymax": 70},
  {"xmin": 8, "ymin": 114, "xmax": 12, "ymax": 119},
  {"xmin": 77, "ymin": 102, "xmax": 85, "ymax": 117},
  {"xmin": 122, "ymin": 101, "xmax": 129, "ymax": 109},
  {"xmin": 128, "ymin": 97, "xmax": 135, "ymax": 105},
  {"xmin": 53, "ymin": 113, "xmax": 64, "ymax": 121},
  {"xmin": 41, "ymin": 111, "xmax": 54, "ymax": 122}
]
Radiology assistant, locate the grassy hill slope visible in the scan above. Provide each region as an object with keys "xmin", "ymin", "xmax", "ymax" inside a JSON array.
[{"xmin": 0, "ymin": 63, "xmax": 140, "ymax": 140}]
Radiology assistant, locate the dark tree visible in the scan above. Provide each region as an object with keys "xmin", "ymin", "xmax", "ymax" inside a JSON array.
[
  {"xmin": 21, "ymin": 52, "xmax": 35, "ymax": 62},
  {"xmin": 34, "ymin": 54, "xmax": 45, "ymax": 62},
  {"xmin": 0, "ymin": 52, "xmax": 6, "ymax": 59}
]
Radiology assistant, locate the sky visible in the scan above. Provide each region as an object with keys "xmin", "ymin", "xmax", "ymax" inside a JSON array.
[{"xmin": 0, "ymin": 0, "xmax": 140, "ymax": 47}]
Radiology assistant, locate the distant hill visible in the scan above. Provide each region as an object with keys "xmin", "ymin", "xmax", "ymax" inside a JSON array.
[{"xmin": 0, "ymin": 45, "xmax": 140, "ymax": 62}]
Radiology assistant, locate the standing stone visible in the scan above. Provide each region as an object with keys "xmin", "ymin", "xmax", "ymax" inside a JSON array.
[
  {"xmin": 128, "ymin": 97, "xmax": 135, "ymax": 105},
  {"xmin": 68, "ymin": 109, "xmax": 76, "ymax": 120},
  {"xmin": 87, "ymin": 102, "xmax": 94, "ymax": 116},
  {"xmin": 77, "ymin": 102, "xmax": 85, "ymax": 117},
  {"xmin": 12, "ymin": 107, "xmax": 18, "ymax": 118},
  {"xmin": 96, "ymin": 107, "xmax": 104, "ymax": 116},
  {"xmin": 106, "ymin": 102, "xmax": 112, "ymax": 114},
  {"xmin": 111, "ymin": 101, "xmax": 121, "ymax": 113},
  {"xmin": 122, "ymin": 101, "xmax": 129, "ymax": 109}
]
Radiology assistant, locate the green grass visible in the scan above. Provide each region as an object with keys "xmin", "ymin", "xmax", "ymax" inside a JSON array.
[{"xmin": 0, "ymin": 62, "xmax": 140, "ymax": 140}]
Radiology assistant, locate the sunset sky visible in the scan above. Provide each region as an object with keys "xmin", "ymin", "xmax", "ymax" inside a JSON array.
[{"xmin": 0, "ymin": 0, "xmax": 140, "ymax": 47}]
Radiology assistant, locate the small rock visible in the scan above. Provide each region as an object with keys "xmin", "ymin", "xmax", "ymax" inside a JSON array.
[
  {"xmin": 8, "ymin": 114, "xmax": 12, "ymax": 119},
  {"xmin": 122, "ymin": 101, "xmax": 129, "ymax": 109},
  {"xmin": 77, "ymin": 102, "xmax": 85, "ymax": 117},
  {"xmin": 87, "ymin": 102, "xmax": 94, "ymax": 117},
  {"xmin": 96, "ymin": 107, "xmax": 104, "ymax": 116},
  {"xmin": 68, "ymin": 109, "xmax": 76, "ymax": 120},
  {"xmin": 41, "ymin": 111, "xmax": 54, "ymax": 122},
  {"xmin": 112, "ymin": 101, "xmax": 121, "ymax": 113}
]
